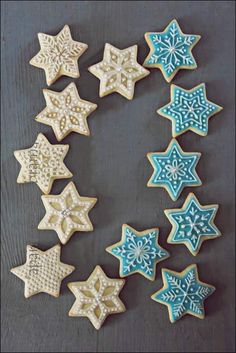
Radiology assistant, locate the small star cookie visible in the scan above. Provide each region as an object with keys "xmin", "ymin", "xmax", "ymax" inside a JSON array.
[
  {"xmin": 38, "ymin": 181, "xmax": 97, "ymax": 244},
  {"xmin": 147, "ymin": 139, "xmax": 201, "ymax": 201},
  {"xmin": 30, "ymin": 25, "xmax": 88, "ymax": 85},
  {"xmin": 165, "ymin": 193, "xmax": 221, "ymax": 256},
  {"xmin": 158, "ymin": 83, "xmax": 223, "ymax": 137},
  {"xmin": 106, "ymin": 224, "xmax": 169, "ymax": 281},
  {"xmin": 144, "ymin": 19, "xmax": 201, "ymax": 82},
  {"xmin": 151, "ymin": 264, "xmax": 215, "ymax": 323},
  {"xmin": 88, "ymin": 43, "xmax": 149, "ymax": 100},
  {"xmin": 68, "ymin": 265, "xmax": 125, "ymax": 330},
  {"xmin": 14, "ymin": 133, "xmax": 72, "ymax": 194},
  {"xmin": 35, "ymin": 83, "xmax": 97, "ymax": 141},
  {"xmin": 11, "ymin": 244, "xmax": 75, "ymax": 298}
]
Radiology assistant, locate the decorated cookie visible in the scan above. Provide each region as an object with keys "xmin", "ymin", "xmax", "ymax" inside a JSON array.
[
  {"xmin": 14, "ymin": 133, "xmax": 72, "ymax": 194},
  {"xmin": 88, "ymin": 43, "xmax": 149, "ymax": 100},
  {"xmin": 165, "ymin": 193, "xmax": 221, "ymax": 256},
  {"xmin": 30, "ymin": 25, "xmax": 88, "ymax": 85},
  {"xmin": 38, "ymin": 181, "xmax": 97, "ymax": 244},
  {"xmin": 151, "ymin": 264, "xmax": 215, "ymax": 323},
  {"xmin": 11, "ymin": 244, "xmax": 75, "ymax": 298},
  {"xmin": 147, "ymin": 139, "xmax": 201, "ymax": 201},
  {"xmin": 35, "ymin": 83, "xmax": 97, "ymax": 141},
  {"xmin": 143, "ymin": 19, "xmax": 201, "ymax": 82},
  {"xmin": 158, "ymin": 83, "xmax": 223, "ymax": 137},
  {"xmin": 68, "ymin": 265, "xmax": 125, "ymax": 330},
  {"xmin": 106, "ymin": 224, "xmax": 169, "ymax": 281}
]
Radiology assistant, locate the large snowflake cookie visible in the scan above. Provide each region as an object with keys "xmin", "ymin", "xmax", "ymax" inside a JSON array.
[
  {"xmin": 30, "ymin": 25, "xmax": 88, "ymax": 85},
  {"xmin": 14, "ymin": 133, "xmax": 72, "ymax": 194},
  {"xmin": 143, "ymin": 19, "xmax": 201, "ymax": 82},
  {"xmin": 11, "ymin": 244, "xmax": 75, "ymax": 298},
  {"xmin": 88, "ymin": 43, "xmax": 149, "ymax": 100},
  {"xmin": 38, "ymin": 181, "xmax": 97, "ymax": 244},
  {"xmin": 147, "ymin": 139, "xmax": 201, "ymax": 201},
  {"xmin": 106, "ymin": 224, "xmax": 169, "ymax": 281},
  {"xmin": 165, "ymin": 193, "xmax": 221, "ymax": 256},
  {"xmin": 151, "ymin": 264, "xmax": 215, "ymax": 323},
  {"xmin": 68, "ymin": 265, "xmax": 125, "ymax": 330},
  {"xmin": 158, "ymin": 83, "xmax": 223, "ymax": 137}
]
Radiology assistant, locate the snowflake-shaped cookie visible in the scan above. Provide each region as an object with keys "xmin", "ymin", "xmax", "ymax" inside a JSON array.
[
  {"xmin": 14, "ymin": 133, "xmax": 72, "ymax": 194},
  {"xmin": 88, "ymin": 43, "xmax": 149, "ymax": 100},
  {"xmin": 11, "ymin": 244, "xmax": 75, "ymax": 298},
  {"xmin": 38, "ymin": 181, "xmax": 97, "ymax": 244},
  {"xmin": 35, "ymin": 83, "xmax": 97, "ymax": 141},
  {"xmin": 106, "ymin": 224, "xmax": 169, "ymax": 281},
  {"xmin": 165, "ymin": 193, "xmax": 221, "ymax": 256},
  {"xmin": 151, "ymin": 264, "xmax": 215, "ymax": 323},
  {"xmin": 147, "ymin": 139, "xmax": 201, "ymax": 201},
  {"xmin": 68, "ymin": 266, "xmax": 125, "ymax": 330},
  {"xmin": 144, "ymin": 19, "xmax": 201, "ymax": 82},
  {"xmin": 158, "ymin": 84, "xmax": 223, "ymax": 137},
  {"xmin": 30, "ymin": 25, "xmax": 88, "ymax": 85}
]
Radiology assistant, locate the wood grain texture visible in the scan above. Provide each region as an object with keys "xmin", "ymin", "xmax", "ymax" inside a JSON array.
[{"xmin": 1, "ymin": 1, "xmax": 235, "ymax": 352}]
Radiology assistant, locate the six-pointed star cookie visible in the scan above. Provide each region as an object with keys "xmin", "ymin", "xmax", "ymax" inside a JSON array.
[
  {"xmin": 147, "ymin": 139, "xmax": 201, "ymax": 201},
  {"xmin": 68, "ymin": 265, "xmax": 125, "ymax": 330},
  {"xmin": 38, "ymin": 181, "xmax": 97, "ymax": 244},
  {"xmin": 106, "ymin": 224, "xmax": 169, "ymax": 281},
  {"xmin": 143, "ymin": 19, "xmax": 201, "ymax": 82},
  {"xmin": 11, "ymin": 244, "xmax": 75, "ymax": 298},
  {"xmin": 158, "ymin": 84, "xmax": 223, "ymax": 137},
  {"xmin": 35, "ymin": 83, "xmax": 97, "ymax": 141},
  {"xmin": 88, "ymin": 43, "xmax": 149, "ymax": 100},
  {"xmin": 165, "ymin": 193, "xmax": 221, "ymax": 256},
  {"xmin": 30, "ymin": 25, "xmax": 88, "ymax": 85},
  {"xmin": 14, "ymin": 133, "xmax": 72, "ymax": 194},
  {"xmin": 151, "ymin": 264, "xmax": 215, "ymax": 323}
]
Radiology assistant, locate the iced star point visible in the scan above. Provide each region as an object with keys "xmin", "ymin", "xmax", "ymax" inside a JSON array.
[
  {"xmin": 151, "ymin": 264, "xmax": 215, "ymax": 323},
  {"xmin": 88, "ymin": 43, "xmax": 150, "ymax": 100},
  {"xmin": 106, "ymin": 224, "xmax": 169, "ymax": 281},
  {"xmin": 68, "ymin": 265, "xmax": 125, "ymax": 330}
]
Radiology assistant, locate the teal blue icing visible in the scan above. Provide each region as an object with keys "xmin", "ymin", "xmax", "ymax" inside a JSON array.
[
  {"xmin": 149, "ymin": 140, "xmax": 201, "ymax": 201},
  {"xmin": 154, "ymin": 266, "xmax": 215, "ymax": 322},
  {"xmin": 147, "ymin": 20, "xmax": 199, "ymax": 79},
  {"xmin": 112, "ymin": 226, "xmax": 169, "ymax": 279}
]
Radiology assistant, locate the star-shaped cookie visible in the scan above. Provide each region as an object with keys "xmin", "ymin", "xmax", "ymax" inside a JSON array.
[
  {"xmin": 30, "ymin": 25, "xmax": 88, "ymax": 85},
  {"xmin": 38, "ymin": 181, "xmax": 97, "ymax": 244},
  {"xmin": 11, "ymin": 244, "xmax": 75, "ymax": 298},
  {"xmin": 68, "ymin": 265, "xmax": 125, "ymax": 330},
  {"xmin": 158, "ymin": 84, "xmax": 223, "ymax": 137},
  {"xmin": 106, "ymin": 224, "xmax": 169, "ymax": 281},
  {"xmin": 151, "ymin": 264, "xmax": 215, "ymax": 323},
  {"xmin": 14, "ymin": 133, "xmax": 72, "ymax": 194},
  {"xmin": 144, "ymin": 19, "xmax": 201, "ymax": 82},
  {"xmin": 35, "ymin": 83, "xmax": 97, "ymax": 141},
  {"xmin": 88, "ymin": 43, "xmax": 149, "ymax": 100},
  {"xmin": 165, "ymin": 193, "xmax": 221, "ymax": 256},
  {"xmin": 147, "ymin": 139, "xmax": 201, "ymax": 201}
]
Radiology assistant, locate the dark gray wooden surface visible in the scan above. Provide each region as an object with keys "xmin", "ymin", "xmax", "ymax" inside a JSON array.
[{"xmin": 1, "ymin": 1, "xmax": 235, "ymax": 352}]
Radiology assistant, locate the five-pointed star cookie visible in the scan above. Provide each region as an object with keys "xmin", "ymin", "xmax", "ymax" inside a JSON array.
[
  {"xmin": 147, "ymin": 139, "xmax": 201, "ymax": 201},
  {"xmin": 151, "ymin": 264, "xmax": 215, "ymax": 323},
  {"xmin": 88, "ymin": 43, "xmax": 150, "ymax": 100},
  {"xmin": 68, "ymin": 265, "xmax": 125, "ymax": 330},
  {"xmin": 35, "ymin": 83, "xmax": 97, "ymax": 141},
  {"xmin": 143, "ymin": 19, "xmax": 201, "ymax": 82},
  {"xmin": 14, "ymin": 133, "xmax": 72, "ymax": 194},
  {"xmin": 165, "ymin": 193, "xmax": 221, "ymax": 256},
  {"xmin": 158, "ymin": 84, "xmax": 223, "ymax": 137},
  {"xmin": 30, "ymin": 25, "xmax": 88, "ymax": 85},
  {"xmin": 38, "ymin": 181, "xmax": 97, "ymax": 244},
  {"xmin": 106, "ymin": 224, "xmax": 169, "ymax": 281},
  {"xmin": 11, "ymin": 244, "xmax": 75, "ymax": 298}
]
